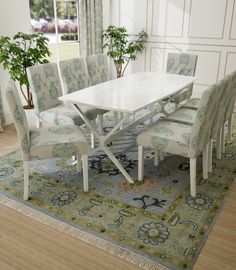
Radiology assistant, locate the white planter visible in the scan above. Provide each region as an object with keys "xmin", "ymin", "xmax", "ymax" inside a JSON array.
[{"xmin": 24, "ymin": 108, "xmax": 37, "ymax": 129}]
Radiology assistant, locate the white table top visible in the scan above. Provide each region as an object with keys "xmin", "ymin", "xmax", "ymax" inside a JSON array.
[{"xmin": 59, "ymin": 72, "xmax": 196, "ymax": 113}]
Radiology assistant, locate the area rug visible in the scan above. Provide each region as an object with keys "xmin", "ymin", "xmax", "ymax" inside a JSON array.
[{"xmin": 0, "ymin": 115, "xmax": 236, "ymax": 270}]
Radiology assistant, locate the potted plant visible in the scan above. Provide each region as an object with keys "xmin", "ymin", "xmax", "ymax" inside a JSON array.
[
  {"xmin": 0, "ymin": 32, "xmax": 51, "ymax": 109},
  {"xmin": 103, "ymin": 25, "xmax": 148, "ymax": 78}
]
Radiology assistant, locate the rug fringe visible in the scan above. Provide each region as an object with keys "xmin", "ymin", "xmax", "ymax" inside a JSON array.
[{"xmin": 0, "ymin": 194, "xmax": 169, "ymax": 270}]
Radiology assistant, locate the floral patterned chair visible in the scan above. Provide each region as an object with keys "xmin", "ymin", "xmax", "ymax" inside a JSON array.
[
  {"xmin": 162, "ymin": 53, "xmax": 198, "ymax": 113},
  {"xmin": 59, "ymin": 57, "xmax": 107, "ymax": 136},
  {"xmin": 26, "ymin": 62, "xmax": 98, "ymax": 128},
  {"xmin": 85, "ymin": 54, "xmax": 109, "ymax": 86},
  {"xmin": 137, "ymin": 83, "xmax": 217, "ymax": 198},
  {"xmin": 86, "ymin": 53, "xmax": 117, "ymax": 131},
  {"xmin": 5, "ymin": 80, "xmax": 89, "ymax": 200},
  {"xmin": 167, "ymin": 71, "xmax": 236, "ymax": 160}
]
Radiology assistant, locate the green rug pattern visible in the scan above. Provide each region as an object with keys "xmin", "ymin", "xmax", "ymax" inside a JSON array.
[{"xmin": 0, "ymin": 115, "xmax": 236, "ymax": 270}]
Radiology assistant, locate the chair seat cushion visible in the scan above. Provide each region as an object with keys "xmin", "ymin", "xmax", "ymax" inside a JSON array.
[
  {"xmin": 182, "ymin": 98, "xmax": 200, "ymax": 109},
  {"xmin": 137, "ymin": 121, "xmax": 192, "ymax": 157},
  {"xmin": 29, "ymin": 125, "xmax": 88, "ymax": 160},
  {"xmin": 165, "ymin": 108, "xmax": 197, "ymax": 124},
  {"xmin": 39, "ymin": 104, "xmax": 98, "ymax": 126}
]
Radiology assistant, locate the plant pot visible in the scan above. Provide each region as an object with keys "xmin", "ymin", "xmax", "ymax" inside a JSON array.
[{"xmin": 24, "ymin": 107, "xmax": 37, "ymax": 129}]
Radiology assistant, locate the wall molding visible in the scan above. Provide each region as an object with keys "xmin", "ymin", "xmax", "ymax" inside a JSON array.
[
  {"xmin": 229, "ymin": 0, "xmax": 236, "ymax": 40},
  {"xmin": 151, "ymin": 0, "xmax": 186, "ymax": 38},
  {"xmin": 119, "ymin": 0, "xmax": 148, "ymax": 32},
  {"xmin": 224, "ymin": 51, "xmax": 236, "ymax": 75},
  {"xmin": 188, "ymin": 0, "xmax": 228, "ymax": 39}
]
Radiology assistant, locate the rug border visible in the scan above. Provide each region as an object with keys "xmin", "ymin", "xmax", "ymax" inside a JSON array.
[
  {"xmin": 0, "ymin": 192, "xmax": 171, "ymax": 270},
  {"xmin": 0, "ymin": 149, "xmax": 235, "ymax": 270}
]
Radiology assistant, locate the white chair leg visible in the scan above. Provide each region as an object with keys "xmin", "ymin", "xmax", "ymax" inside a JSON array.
[
  {"xmin": 37, "ymin": 118, "xmax": 42, "ymax": 128},
  {"xmin": 216, "ymin": 127, "xmax": 222, "ymax": 159},
  {"xmin": 228, "ymin": 116, "xmax": 232, "ymax": 143},
  {"xmin": 203, "ymin": 144, "xmax": 208, "ymax": 179},
  {"xmin": 159, "ymin": 151, "xmax": 165, "ymax": 161},
  {"xmin": 90, "ymin": 132, "xmax": 95, "ymax": 149},
  {"xmin": 138, "ymin": 145, "xmax": 144, "ymax": 181},
  {"xmin": 190, "ymin": 158, "xmax": 197, "ymax": 198},
  {"xmin": 23, "ymin": 161, "xmax": 29, "ymax": 200},
  {"xmin": 150, "ymin": 104, "xmax": 154, "ymax": 124},
  {"xmin": 97, "ymin": 114, "xmax": 103, "ymax": 135},
  {"xmin": 76, "ymin": 155, "xmax": 81, "ymax": 172},
  {"xmin": 154, "ymin": 149, "xmax": 159, "ymax": 166},
  {"xmin": 114, "ymin": 111, "xmax": 119, "ymax": 125},
  {"xmin": 90, "ymin": 120, "xmax": 96, "ymax": 149},
  {"xmin": 120, "ymin": 112, "xmax": 124, "ymax": 129},
  {"xmin": 82, "ymin": 154, "xmax": 88, "ymax": 192},
  {"xmin": 208, "ymin": 138, "xmax": 213, "ymax": 173},
  {"xmin": 221, "ymin": 124, "xmax": 225, "ymax": 154}
]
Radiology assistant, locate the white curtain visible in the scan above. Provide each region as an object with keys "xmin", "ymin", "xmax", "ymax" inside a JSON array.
[{"xmin": 79, "ymin": 0, "xmax": 103, "ymax": 56}]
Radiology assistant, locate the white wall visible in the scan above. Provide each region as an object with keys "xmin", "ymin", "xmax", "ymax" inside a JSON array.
[
  {"xmin": 0, "ymin": 0, "xmax": 31, "ymax": 124},
  {"xmin": 111, "ymin": 0, "xmax": 236, "ymax": 97}
]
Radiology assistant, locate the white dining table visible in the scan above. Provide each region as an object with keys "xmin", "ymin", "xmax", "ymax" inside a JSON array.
[{"xmin": 59, "ymin": 72, "xmax": 196, "ymax": 183}]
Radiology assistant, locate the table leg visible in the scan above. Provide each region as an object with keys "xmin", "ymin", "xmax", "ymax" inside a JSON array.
[{"xmin": 103, "ymin": 146, "xmax": 134, "ymax": 183}]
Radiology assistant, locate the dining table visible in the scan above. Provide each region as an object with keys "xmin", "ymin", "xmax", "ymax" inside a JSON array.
[{"xmin": 59, "ymin": 72, "xmax": 196, "ymax": 183}]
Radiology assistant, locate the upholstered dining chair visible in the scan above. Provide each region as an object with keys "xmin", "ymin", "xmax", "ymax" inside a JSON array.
[
  {"xmin": 85, "ymin": 54, "xmax": 109, "ymax": 86},
  {"xmin": 163, "ymin": 53, "xmax": 198, "ymax": 113},
  {"xmin": 85, "ymin": 54, "xmax": 119, "ymax": 129},
  {"xmin": 5, "ymin": 80, "xmax": 89, "ymax": 201},
  {"xmin": 26, "ymin": 62, "xmax": 98, "ymax": 128},
  {"xmin": 161, "ymin": 75, "xmax": 229, "ymax": 173},
  {"xmin": 172, "ymin": 71, "xmax": 236, "ymax": 160},
  {"xmin": 137, "ymin": 84, "xmax": 217, "ymax": 198},
  {"xmin": 59, "ymin": 57, "xmax": 107, "ymax": 137}
]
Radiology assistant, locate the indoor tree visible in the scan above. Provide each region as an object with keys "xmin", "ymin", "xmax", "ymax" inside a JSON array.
[
  {"xmin": 103, "ymin": 25, "xmax": 148, "ymax": 78},
  {"xmin": 0, "ymin": 32, "xmax": 51, "ymax": 109}
]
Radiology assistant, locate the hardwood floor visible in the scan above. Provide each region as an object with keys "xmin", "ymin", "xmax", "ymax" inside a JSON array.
[{"xmin": 0, "ymin": 124, "xmax": 235, "ymax": 270}]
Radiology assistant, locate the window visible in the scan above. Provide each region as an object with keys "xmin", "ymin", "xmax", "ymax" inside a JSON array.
[{"xmin": 29, "ymin": 0, "xmax": 80, "ymax": 62}]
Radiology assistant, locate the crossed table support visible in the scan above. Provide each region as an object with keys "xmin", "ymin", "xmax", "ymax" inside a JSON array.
[{"xmin": 73, "ymin": 104, "xmax": 158, "ymax": 183}]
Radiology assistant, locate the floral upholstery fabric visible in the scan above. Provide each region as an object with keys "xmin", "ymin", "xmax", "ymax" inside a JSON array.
[
  {"xmin": 166, "ymin": 53, "xmax": 198, "ymax": 105},
  {"xmin": 59, "ymin": 58, "xmax": 89, "ymax": 94},
  {"xmin": 29, "ymin": 126, "xmax": 88, "ymax": 160},
  {"xmin": 165, "ymin": 108, "xmax": 197, "ymax": 124},
  {"xmin": 27, "ymin": 63, "xmax": 63, "ymax": 114},
  {"xmin": 27, "ymin": 62, "xmax": 99, "ymax": 125},
  {"xmin": 5, "ymin": 80, "xmax": 30, "ymax": 160},
  {"xmin": 137, "ymin": 121, "xmax": 191, "ymax": 157},
  {"xmin": 223, "ymin": 71, "xmax": 236, "ymax": 123},
  {"xmin": 59, "ymin": 57, "xmax": 107, "ymax": 116},
  {"xmin": 86, "ymin": 54, "xmax": 109, "ymax": 86},
  {"xmin": 5, "ymin": 80, "xmax": 88, "ymax": 162},
  {"xmin": 39, "ymin": 103, "xmax": 98, "ymax": 126},
  {"xmin": 138, "ymin": 84, "xmax": 216, "ymax": 158}
]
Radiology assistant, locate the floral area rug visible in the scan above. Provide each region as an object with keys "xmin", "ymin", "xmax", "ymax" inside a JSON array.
[{"xmin": 0, "ymin": 114, "xmax": 236, "ymax": 270}]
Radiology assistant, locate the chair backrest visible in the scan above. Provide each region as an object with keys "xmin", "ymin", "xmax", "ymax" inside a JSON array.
[
  {"xmin": 189, "ymin": 83, "xmax": 217, "ymax": 157},
  {"xmin": 85, "ymin": 54, "xmax": 109, "ymax": 86},
  {"xmin": 27, "ymin": 63, "xmax": 63, "ymax": 114},
  {"xmin": 59, "ymin": 58, "xmax": 89, "ymax": 94},
  {"xmin": 5, "ymin": 80, "xmax": 30, "ymax": 160},
  {"xmin": 210, "ymin": 76, "xmax": 229, "ymax": 138},
  {"xmin": 223, "ymin": 70, "xmax": 236, "ymax": 123},
  {"xmin": 166, "ymin": 53, "xmax": 198, "ymax": 76}
]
